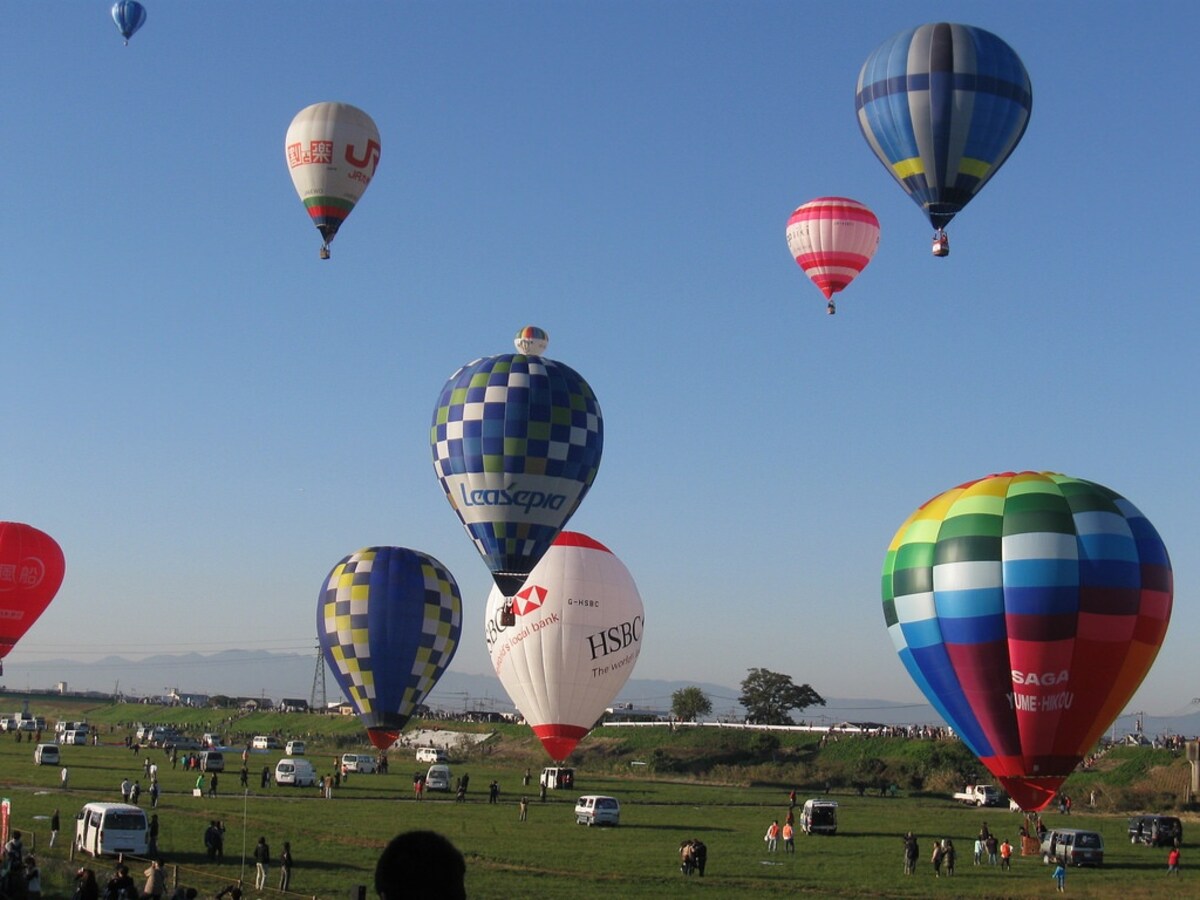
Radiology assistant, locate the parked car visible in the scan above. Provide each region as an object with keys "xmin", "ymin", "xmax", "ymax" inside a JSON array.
[
  {"xmin": 425, "ymin": 764, "xmax": 451, "ymax": 791},
  {"xmin": 198, "ymin": 751, "xmax": 225, "ymax": 772},
  {"xmin": 275, "ymin": 758, "xmax": 317, "ymax": 787},
  {"xmin": 341, "ymin": 753, "xmax": 377, "ymax": 773},
  {"xmin": 285, "ymin": 740, "xmax": 306, "ymax": 756},
  {"xmin": 416, "ymin": 747, "xmax": 447, "ymax": 763},
  {"xmin": 252, "ymin": 735, "xmax": 283, "ymax": 750},
  {"xmin": 1041, "ymin": 828, "xmax": 1104, "ymax": 867},
  {"xmin": 575, "ymin": 795, "xmax": 620, "ymax": 826},
  {"xmin": 1128, "ymin": 815, "xmax": 1182, "ymax": 847},
  {"xmin": 34, "ymin": 743, "xmax": 60, "ymax": 765},
  {"xmin": 800, "ymin": 799, "xmax": 839, "ymax": 835},
  {"xmin": 540, "ymin": 767, "xmax": 575, "ymax": 789}
]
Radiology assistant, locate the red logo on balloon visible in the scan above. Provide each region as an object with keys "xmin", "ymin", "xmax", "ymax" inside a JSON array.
[{"xmin": 512, "ymin": 585, "xmax": 547, "ymax": 616}]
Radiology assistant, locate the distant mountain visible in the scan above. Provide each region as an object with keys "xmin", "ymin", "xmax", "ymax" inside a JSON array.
[{"xmin": 6, "ymin": 650, "xmax": 1198, "ymax": 736}]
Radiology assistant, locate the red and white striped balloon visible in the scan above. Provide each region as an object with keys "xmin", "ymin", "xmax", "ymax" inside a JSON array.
[{"xmin": 785, "ymin": 197, "xmax": 879, "ymax": 308}]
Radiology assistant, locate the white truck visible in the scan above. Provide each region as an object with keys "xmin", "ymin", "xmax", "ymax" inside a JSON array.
[{"xmin": 953, "ymin": 784, "xmax": 1002, "ymax": 807}]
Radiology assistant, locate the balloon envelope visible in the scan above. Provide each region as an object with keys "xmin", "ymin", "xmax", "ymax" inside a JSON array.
[
  {"xmin": 285, "ymin": 102, "xmax": 381, "ymax": 255},
  {"xmin": 111, "ymin": 1, "xmax": 146, "ymax": 43},
  {"xmin": 881, "ymin": 472, "xmax": 1171, "ymax": 811},
  {"xmin": 485, "ymin": 532, "xmax": 644, "ymax": 761},
  {"xmin": 431, "ymin": 353, "xmax": 603, "ymax": 596},
  {"xmin": 0, "ymin": 522, "xmax": 65, "ymax": 665},
  {"xmin": 318, "ymin": 547, "xmax": 462, "ymax": 750},
  {"xmin": 856, "ymin": 23, "xmax": 1032, "ymax": 232},
  {"xmin": 786, "ymin": 197, "xmax": 879, "ymax": 302}
]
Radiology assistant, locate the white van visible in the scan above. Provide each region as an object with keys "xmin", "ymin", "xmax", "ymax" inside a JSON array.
[
  {"xmin": 341, "ymin": 753, "xmax": 377, "ymax": 773},
  {"xmin": 61, "ymin": 729, "xmax": 88, "ymax": 745},
  {"xmin": 275, "ymin": 758, "xmax": 317, "ymax": 787},
  {"xmin": 198, "ymin": 750, "xmax": 225, "ymax": 772},
  {"xmin": 34, "ymin": 743, "xmax": 60, "ymax": 765},
  {"xmin": 425, "ymin": 764, "xmax": 451, "ymax": 791},
  {"xmin": 285, "ymin": 740, "xmax": 306, "ymax": 756},
  {"xmin": 75, "ymin": 803, "xmax": 149, "ymax": 857},
  {"xmin": 800, "ymin": 799, "xmax": 839, "ymax": 835},
  {"xmin": 540, "ymin": 767, "xmax": 575, "ymax": 789},
  {"xmin": 575, "ymin": 795, "xmax": 620, "ymax": 826},
  {"xmin": 252, "ymin": 735, "xmax": 282, "ymax": 750},
  {"xmin": 416, "ymin": 747, "xmax": 447, "ymax": 764}
]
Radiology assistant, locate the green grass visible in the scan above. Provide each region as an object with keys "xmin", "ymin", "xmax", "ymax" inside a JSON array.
[{"xmin": 0, "ymin": 698, "xmax": 1193, "ymax": 899}]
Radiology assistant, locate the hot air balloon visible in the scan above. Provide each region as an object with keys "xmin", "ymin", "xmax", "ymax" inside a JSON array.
[
  {"xmin": 485, "ymin": 532, "xmax": 644, "ymax": 760},
  {"xmin": 856, "ymin": 23, "xmax": 1032, "ymax": 257},
  {"xmin": 513, "ymin": 325, "xmax": 549, "ymax": 356},
  {"xmin": 285, "ymin": 102, "xmax": 381, "ymax": 259},
  {"xmin": 318, "ymin": 547, "xmax": 462, "ymax": 750},
  {"xmin": 881, "ymin": 472, "xmax": 1172, "ymax": 811},
  {"xmin": 0, "ymin": 522, "xmax": 66, "ymax": 676},
  {"xmin": 111, "ymin": 1, "xmax": 146, "ymax": 45},
  {"xmin": 431, "ymin": 351, "xmax": 603, "ymax": 597},
  {"xmin": 786, "ymin": 197, "xmax": 879, "ymax": 315}
]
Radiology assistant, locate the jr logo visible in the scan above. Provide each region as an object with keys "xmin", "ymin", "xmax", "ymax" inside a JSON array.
[{"xmin": 345, "ymin": 139, "xmax": 381, "ymax": 174}]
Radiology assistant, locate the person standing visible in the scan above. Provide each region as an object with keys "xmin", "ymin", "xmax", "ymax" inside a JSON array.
[
  {"xmin": 130, "ymin": 780, "xmax": 141, "ymax": 805},
  {"xmin": 903, "ymin": 833, "xmax": 918, "ymax": 875},
  {"xmin": 261, "ymin": 766, "xmax": 270, "ymax": 789},
  {"xmin": 999, "ymin": 838, "xmax": 1013, "ymax": 871},
  {"xmin": 782, "ymin": 821, "xmax": 795, "ymax": 853},
  {"xmin": 49, "ymin": 810, "xmax": 60, "ymax": 848},
  {"xmin": 1168, "ymin": 845, "xmax": 1181, "ymax": 874},
  {"xmin": 61, "ymin": 766, "xmax": 69, "ymax": 789},
  {"xmin": 279, "ymin": 841, "xmax": 293, "ymax": 891},
  {"xmin": 149, "ymin": 780, "xmax": 160, "ymax": 808},
  {"xmin": 488, "ymin": 780, "xmax": 499, "ymax": 804},
  {"xmin": 208, "ymin": 772, "xmax": 219, "ymax": 798},
  {"xmin": 121, "ymin": 778, "xmax": 132, "ymax": 803},
  {"xmin": 931, "ymin": 840, "xmax": 944, "ymax": 877},
  {"xmin": 519, "ymin": 797, "xmax": 528, "ymax": 821},
  {"xmin": 764, "ymin": 820, "xmax": 779, "ymax": 852},
  {"xmin": 253, "ymin": 837, "xmax": 271, "ymax": 890},
  {"xmin": 943, "ymin": 839, "xmax": 957, "ymax": 876},
  {"xmin": 142, "ymin": 860, "xmax": 166, "ymax": 900},
  {"xmin": 148, "ymin": 814, "xmax": 160, "ymax": 859},
  {"xmin": 24, "ymin": 856, "xmax": 41, "ymax": 900}
]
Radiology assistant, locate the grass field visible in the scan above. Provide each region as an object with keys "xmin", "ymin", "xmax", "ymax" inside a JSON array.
[{"xmin": 0, "ymin": 697, "xmax": 1192, "ymax": 898}]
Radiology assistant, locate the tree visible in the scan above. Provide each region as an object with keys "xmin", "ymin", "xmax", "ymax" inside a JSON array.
[
  {"xmin": 671, "ymin": 686, "xmax": 713, "ymax": 722},
  {"xmin": 738, "ymin": 668, "xmax": 825, "ymax": 725}
]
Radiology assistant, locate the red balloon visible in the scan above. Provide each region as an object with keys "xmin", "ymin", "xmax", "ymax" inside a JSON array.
[{"xmin": 0, "ymin": 522, "xmax": 65, "ymax": 665}]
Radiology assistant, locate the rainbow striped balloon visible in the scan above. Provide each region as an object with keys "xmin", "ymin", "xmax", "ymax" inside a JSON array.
[{"xmin": 882, "ymin": 472, "xmax": 1172, "ymax": 811}]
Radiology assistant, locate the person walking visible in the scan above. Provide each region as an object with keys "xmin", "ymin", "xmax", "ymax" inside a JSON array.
[
  {"xmin": 782, "ymin": 821, "xmax": 795, "ymax": 853},
  {"xmin": 279, "ymin": 841, "xmax": 294, "ymax": 891},
  {"xmin": 49, "ymin": 810, "xmax": 60, "ymax": 848},
  {"xmin": 931, "ymin": 840, "xmax": 944, "ymax": 877},
  {"xmin": 764, "ymin": 820, "xmax": 779, "ymax": 852},
  {"xmin": 1168, "ymin": 845, "xmax": 1181, "ymax": 875},
  {"xmin": 253, "ymin": 836, "xmax": 270, "ymax": 890},
  {"xmin": 208, "ymin": 772, "xmax": 219, "ymax": 798},
  {"xmin": 149, "ymin": 780, "xmax": 160, "ymax": 808},
  {"xmin": 1052, "ymin": 856, "xmax": 1066, "ymax": 891},
  {"xmin": 999, "ymin": 838, "xmax": 1013, "ymax": 871}
]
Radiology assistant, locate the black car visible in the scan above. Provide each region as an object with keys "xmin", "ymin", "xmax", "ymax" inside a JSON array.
[{"xmin": 1128, "ymin": 815, "xmax": 1182, "ymax": 847}]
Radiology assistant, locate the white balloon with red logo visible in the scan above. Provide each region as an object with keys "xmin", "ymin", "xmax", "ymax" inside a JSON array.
[{"xmin": 485, "ymin": 532, "xmax": 645, "ymax": 761}]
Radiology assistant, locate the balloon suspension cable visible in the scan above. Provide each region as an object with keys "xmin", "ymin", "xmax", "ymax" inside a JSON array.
[{"xmin": 319, "ymin": 244, "xmax": 331, "ymax": 260}]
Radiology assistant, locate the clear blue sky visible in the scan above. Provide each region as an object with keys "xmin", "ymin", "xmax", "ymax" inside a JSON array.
[{"xmin": 3, "ymin": 2, "xmax": 1196, "ymax": 726}]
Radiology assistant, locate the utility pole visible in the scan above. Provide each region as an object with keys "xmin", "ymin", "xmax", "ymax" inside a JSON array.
[{"xmin": 310, "ymin": 641, "xmax": 327, "ymax": 711}]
